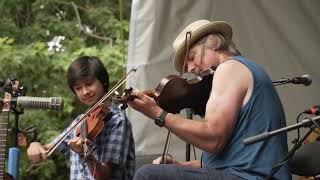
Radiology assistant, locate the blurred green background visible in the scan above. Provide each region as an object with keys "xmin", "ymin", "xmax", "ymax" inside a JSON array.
[{"xmin": 0, "ymin": 0, "xmax": 131, "ymax": 179}]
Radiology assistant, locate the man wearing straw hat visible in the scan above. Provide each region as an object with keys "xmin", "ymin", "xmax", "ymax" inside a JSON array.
[{"xmin": 128, "ymin": 20, "xmax": 291, "ymax": 180}]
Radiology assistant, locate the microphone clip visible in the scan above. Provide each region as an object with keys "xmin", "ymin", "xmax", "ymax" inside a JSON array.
[{"xmin": 303, "ymin": 105, "xmax": 320, "ymax": 116}]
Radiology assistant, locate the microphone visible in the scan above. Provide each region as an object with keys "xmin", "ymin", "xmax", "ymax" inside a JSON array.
[
  {"xmin": 0, "ymin": 96, "xmax": 64, "ymax": 111},
  {"xmin": 304, "ymin": 105, "xmax": 320, "ymax": 116},
  {"xmin": 290, "ymin": 74, "xmax": 312, "ymax": 86},
  {"xmin": 273, "ymin": 74, "xmax": 312, "ymax": 86}
]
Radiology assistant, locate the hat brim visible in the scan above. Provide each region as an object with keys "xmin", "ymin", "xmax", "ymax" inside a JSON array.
[{"xmin": 173, "ymin": 21, "xmax": 232, "ymax": 73}]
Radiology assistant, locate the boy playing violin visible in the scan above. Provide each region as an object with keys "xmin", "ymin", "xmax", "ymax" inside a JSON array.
[{"xmin": 27, "ymin": 56, "xmax": 135, "ymax": 180}]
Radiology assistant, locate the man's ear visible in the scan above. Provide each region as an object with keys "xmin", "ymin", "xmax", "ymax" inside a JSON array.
[
  {"xmin": 206, "ymin": 35, "xmax": 221, "ymax": 51},
  {"xmin": 211, "ymin": 36, "xmax": 221, "ymax": 51}
]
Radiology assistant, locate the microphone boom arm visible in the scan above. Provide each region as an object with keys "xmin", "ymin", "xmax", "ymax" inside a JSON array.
[
  {"xmin": 243, "ymin": 115, "xmax": 320, "ymax": 145},
  {"xmin": 243, "ymin": 115, "xmax": 320, "ymax": 179}
]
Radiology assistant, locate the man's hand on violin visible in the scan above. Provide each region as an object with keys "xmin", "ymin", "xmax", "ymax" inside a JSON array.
[
  {"xmin": 68, "ymin": 137, "xmax": 91, "ymax": 155},
  {"xmin": 127, "ymin": 89, "xmax": 163, "ymax": 120},
  {"xmin": 27, "ymin": 142, "xmax": 48, "ymax": 164}
]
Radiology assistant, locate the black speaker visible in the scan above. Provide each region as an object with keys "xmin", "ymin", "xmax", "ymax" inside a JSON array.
[{"xmin": 292, "ymin": 141, "xmax": 320, "ymax": 177}]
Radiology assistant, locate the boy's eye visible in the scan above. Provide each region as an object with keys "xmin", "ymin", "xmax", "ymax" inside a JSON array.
[
  {"xmin": 85, "ymin": 80, "xmax": 94, "ymax": 86},
  {"xmin": 73, "ymin": 86, "xmax": 81, "ymax": 91}
]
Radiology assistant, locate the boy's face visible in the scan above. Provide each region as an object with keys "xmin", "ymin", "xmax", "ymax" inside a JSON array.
[{"xmin": 72, "ymin": 77, "xmax": 105, "ymax": 106}]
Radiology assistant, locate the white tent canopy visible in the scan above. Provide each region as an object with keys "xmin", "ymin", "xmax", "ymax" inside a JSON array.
[{"xmin": 126, "ymin": 0, "xmax": 320, "ymax": 171}]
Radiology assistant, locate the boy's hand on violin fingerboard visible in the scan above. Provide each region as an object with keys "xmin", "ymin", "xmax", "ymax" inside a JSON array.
[{"xmin": 68, "ymin": 137, "xmax": 91, "ymax": 154}]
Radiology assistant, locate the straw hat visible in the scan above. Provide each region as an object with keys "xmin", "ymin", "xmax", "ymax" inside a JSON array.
[{"xmin": 173, "ymin": 19, "xmax": 233, "ymax": 72}]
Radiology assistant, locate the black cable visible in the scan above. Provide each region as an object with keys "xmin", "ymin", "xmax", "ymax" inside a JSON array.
[{"xmin": 292, "ymin": 112, "xmax": 304, "ymax": 144}]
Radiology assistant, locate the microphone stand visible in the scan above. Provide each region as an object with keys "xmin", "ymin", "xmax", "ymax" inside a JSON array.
[
  {"xmin": 8, "ymin": 107, "xmax": 24, "ymax": 180},
  {"xmin": 265, "ymin": 127, "xmax": 314, "ymax": 180},
  {"xmin": 185, "ymin": 108, "xmax": 192, "ymax": 161},
  {"xmin": 242, "ymin": 115, "xmax": 320, "ymax": 179},
  {"xmin": 2, "ymin": 78, "xmax": 26, "ymax": 180}
]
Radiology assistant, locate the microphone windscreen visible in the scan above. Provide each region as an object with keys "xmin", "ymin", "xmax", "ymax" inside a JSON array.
[{"xmin": 16, "ymin": 96, "xmax": 64, "ymax": 111}]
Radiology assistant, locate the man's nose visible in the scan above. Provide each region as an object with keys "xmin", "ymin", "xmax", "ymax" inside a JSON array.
[{"xmin": 187, "ymin": 63, "xmax": 195, "ymax": 73}]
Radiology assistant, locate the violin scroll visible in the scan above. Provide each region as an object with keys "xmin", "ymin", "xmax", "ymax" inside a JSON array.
[
  {"xmin": 112, "ymin": 88, "xmax": 157, "ymax": 110},
  {"xmin": 112, "ymin": 88, "xmax": 135, "ymax": 104}
]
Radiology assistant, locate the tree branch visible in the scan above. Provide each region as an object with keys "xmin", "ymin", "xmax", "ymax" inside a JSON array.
[
  {"xmin": 54, "ymin": 0, "xmax": 88, "ymax": 11},
  {"xmin": 71, "ymin": 1, "xmax": 113, "ymax": 46}
]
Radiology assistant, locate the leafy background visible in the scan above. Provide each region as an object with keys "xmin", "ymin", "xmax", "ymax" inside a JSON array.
[{"xmin": 0, "ymin": 0, "xmax": 131, "ymax": 179}]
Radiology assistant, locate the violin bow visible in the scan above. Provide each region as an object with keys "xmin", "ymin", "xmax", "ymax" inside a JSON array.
[
  {"xmin": 160, "ymin": 31, "xmax": 192, "ymax": 164},
  {"xmin": 160, "ymin": 131, "xmax": 172, "ymax": 164},
  {"xmin": 180, "ymin": 31, "xmax": 192, "ymax": 76}
]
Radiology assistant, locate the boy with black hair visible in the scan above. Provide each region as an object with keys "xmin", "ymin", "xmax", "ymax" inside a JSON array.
[{"xmin": 27, "ymin": 56, "xmax": 135, "ymax": 180}]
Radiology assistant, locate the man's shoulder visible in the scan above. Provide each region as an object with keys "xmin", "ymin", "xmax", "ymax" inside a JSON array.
[{"xmin": 215, "ymin": 59, "xmax": 251, "ymax": 80}]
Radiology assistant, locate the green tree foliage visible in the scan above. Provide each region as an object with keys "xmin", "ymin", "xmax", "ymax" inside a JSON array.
[{"xmin": 0, "ymin": 0, "xmax": 131, "ymax": 179}]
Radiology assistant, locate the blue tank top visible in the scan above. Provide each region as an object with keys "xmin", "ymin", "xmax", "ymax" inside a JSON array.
[{"xmin": 202, "ymin": 56, "xmax": 291, "ymax": 180}]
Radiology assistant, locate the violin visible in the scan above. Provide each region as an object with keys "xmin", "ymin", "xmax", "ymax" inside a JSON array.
[
  {"xmin": 75, "ymin": 102, "xmax": 109, "ymax": 140},
  {"xmin": 75, "ymin": 101, "xmax": 110, "ymax": 160},
  {"xmin": 113, "ymin": 73, "xmax": 213, "ymax": 116}
]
